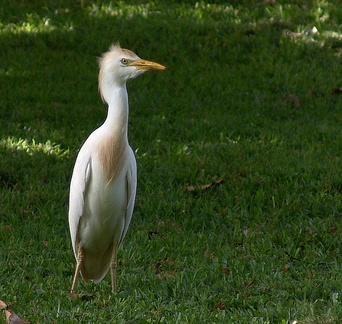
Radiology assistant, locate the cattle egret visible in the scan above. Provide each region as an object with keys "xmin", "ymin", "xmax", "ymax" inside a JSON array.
[{"xmin": 68, "ymin": 44, "xmax": 165, "ymax": 293}]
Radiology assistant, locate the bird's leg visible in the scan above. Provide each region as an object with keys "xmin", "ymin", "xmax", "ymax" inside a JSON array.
[
  {"xmin": 70, "ymin": 246, "xmax": 83, "ymax": 293},
  {"xmin": 110, "ymin": 248, "xmax": 118, "ymax": 293}
]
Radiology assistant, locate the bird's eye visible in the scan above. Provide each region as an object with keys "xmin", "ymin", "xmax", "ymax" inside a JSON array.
[{"xmin": 121, "ymin": 58, "xmax": 128, "ymax": 65}]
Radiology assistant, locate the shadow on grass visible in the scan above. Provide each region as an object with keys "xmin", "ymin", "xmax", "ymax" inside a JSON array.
[{"xmin": 0, "ymin": 1, "xmax": 341, "ymax": 192}]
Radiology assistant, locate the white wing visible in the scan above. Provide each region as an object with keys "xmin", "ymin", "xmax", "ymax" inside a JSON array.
[
  {"xmin": 68, "ymin": 147, "xmax": 92, "ymax": 256},
  {"xmin": 119, "ymin": 147, "xmax": 137, "ymax": 245}
]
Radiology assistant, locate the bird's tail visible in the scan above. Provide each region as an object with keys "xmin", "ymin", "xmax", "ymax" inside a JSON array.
[{"xmin": 80, "ymin": 246, "xmax": 113, "ymax": 283}]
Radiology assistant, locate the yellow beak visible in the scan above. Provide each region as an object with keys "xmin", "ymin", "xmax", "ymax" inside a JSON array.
[{"xmin": 131, "ymin": 59, "xmax": 166, "ymax": 71}]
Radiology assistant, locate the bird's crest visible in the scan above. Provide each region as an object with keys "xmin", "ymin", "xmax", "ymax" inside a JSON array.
[
  {"xmin": 98, "ymin": 44, "xmax": 139, "ymax": 103},
  {"xmin": 98, "ymin": 43, "xmax": 138, "ymax": 70}
]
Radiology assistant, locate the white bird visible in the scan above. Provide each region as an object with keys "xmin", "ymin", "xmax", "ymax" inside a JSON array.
[{"xmin": 68, "ymin": 44, "xmax": 165, "ymax": 293}]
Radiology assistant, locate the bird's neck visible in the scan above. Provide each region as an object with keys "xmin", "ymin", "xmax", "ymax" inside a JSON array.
[{"xmin": 102, "ymin": 84, "xmax": 129, "ymax": 140}]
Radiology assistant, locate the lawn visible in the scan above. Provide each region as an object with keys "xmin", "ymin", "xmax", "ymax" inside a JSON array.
[{"xmin": 0, "ymin": 0, "xmax": 341, "ymax": 323}]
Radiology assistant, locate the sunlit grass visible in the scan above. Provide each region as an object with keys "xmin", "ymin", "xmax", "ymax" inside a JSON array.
[
  {"xmin": 0, "ymin": 13, "xmax": 51, "ymax": 34},
  {"xmin": 0, "ymin": 137, "xmax": 69, "ymax": 158},
  {"xmin": 89, "ymin": 2, "xmax": 159, "ymax": 18}
]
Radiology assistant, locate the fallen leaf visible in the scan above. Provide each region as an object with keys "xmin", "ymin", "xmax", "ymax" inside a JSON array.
[
  {"xmin": 244, "ymin": 29, "xmax": 256, "ymax": 35},
  {"xmin": 327, "ymin": 227, "xmax": 337, "ymax": 234},
  {"xmin": 204, "ymin": 251, "xmax": 216, "ymax": 259},
  {"xmin": 244, "ymin": 280, "xmax": 255, "ymax": 289},
  {"xmin": 200, "ymin": 179, "xmax": 225, "ymax": 190},
  {"xmin": 328, "ymin": 248, "xmax": 338, "ymax": 254},
  {"xmin": 213, "ymin": 300, "xmax": 226, "ymax": 310},
  {"xmin": 148, "ymin": 230, "xmax": 163, "ymax": 240},
  {"xmin": 331, "ymin": 87, "xmax": 342, "ymax": 95},
  {"xmin": 187, "ymin": 179, "xmax": 225, "ymax": 192},
  {"xmin": 150, "ymin": 308, "xmax": 161, "ymax": 316},
  {"xmin": 285, "ymin": 30, "xmax": 304, "ymax": 37},
  {"xmin": 154, "ymin": 258, "xmax": 174, "ymax": 271},
  {"xmin": 285, "ymin": 251, "xmax": 301, "ymax": 262},
  {"xmin": 154, "ymin": 258, "xmax": 176, "ymax": 280},
  {"xmin": 68, "ymin": 292, "xmax": 96, "ymax": 301},
  {"xmin": 0, "ymin": 300, "xmax": 8, "ymax": 310},
  {"xmin": 157, "ymin": 221, "xmax": 181, "ymax": 232},
  {"xmin": 156, "ymin": 271, "xmax": 176, "ymax": 280},
  {"xmin": 5, "ymin": 309, "xmax": 30, "ymax": 324},
  {"xmin": 1, "ymin": 301, "xmax": 31, "ymax": 324},
  {"xmin": 222, "ymin": 268, "xmax": 231, "ymax": 276},
  {"xmin": 307, "ymin": 270, "xmax": 316, "ymax": 278},
  {"xmin": 282, "ymin": 93, "xmax": 300, "ymax": 107}
]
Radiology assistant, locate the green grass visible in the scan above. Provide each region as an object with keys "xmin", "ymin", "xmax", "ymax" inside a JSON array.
[{"xmin": 0, "ymin": 0, "xmax": 341, "ymax": 323}]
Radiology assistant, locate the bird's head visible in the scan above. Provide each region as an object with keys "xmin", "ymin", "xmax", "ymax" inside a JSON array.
[{"xmin": 99, "ymin": 44, "xmax": 166, "ymax": 87}]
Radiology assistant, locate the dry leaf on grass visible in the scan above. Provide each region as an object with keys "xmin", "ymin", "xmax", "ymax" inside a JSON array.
[
  {"xmin": 5, "ymin": 309, "xmax": 31, "ymax": 324},
  {"xmin": 222, "ymin": 268, "xmax": 231, "ymax": 276},
  {"xmin": 156, "ymin": 272, "xmax": 176, "ymax": 280},
  {"xmin": 68, "ymin": 292, "xmax": 96, "ymax": 301},
  {"xmin": 204, "ymin": 251, "xmax": 216, "ymax": 259},
  {"xmin": 212, "ymin": 300, "xmax": 226, "ymax": 310},
  {"xmin": 282, "ymin": 93, "xmax": 300, "ymax": 107},
  {"xmin": 154, "ymin": 258, "xmax": 175, "ymax": 270},
  {"xmin": 285, "ymin": 251, "xmax": 301, "ymax": 262},
  {"xmin": 285, "ymin": 30, "xmax": 304, "ymax": 37},
  {"xmin": 244, "ymin": 280, "xmax": 255, "ymax": 290},
  {"xmin": 0, "ymin": 300, "xmax": 8, "ymax": 310},
  {"xmin": 154, "ymin": 258, "xmax": 176, "ymax": 280},
  {"xmin": 149, "ymin": 221, "xmax": 181, "ymax": 239},
  {"xmin": 1, "ymin": 300, "xmax": 30, "ymax": 324},
  {"xmin": 157, "ymin": 221, "xmax": 181, "ymax": 232},
  {"xmin": 243, "ymin": 29, "xmax": 256, "ymax": 35},
  {"xmin": 331, "ymin": 87, "xmax": 342, "ymax": 95},
  {"xmin": 148, "ymin": 230, "xmax": 163, "ymax": 240},
  {"xmin": 187, "ymin": 179, "xmax": 225, "ymax": 192}
]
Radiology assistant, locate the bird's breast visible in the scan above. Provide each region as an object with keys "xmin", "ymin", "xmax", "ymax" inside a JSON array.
[{"xmin": 97, "ymin": 136, "xmax": 128, "ymax": 184}]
